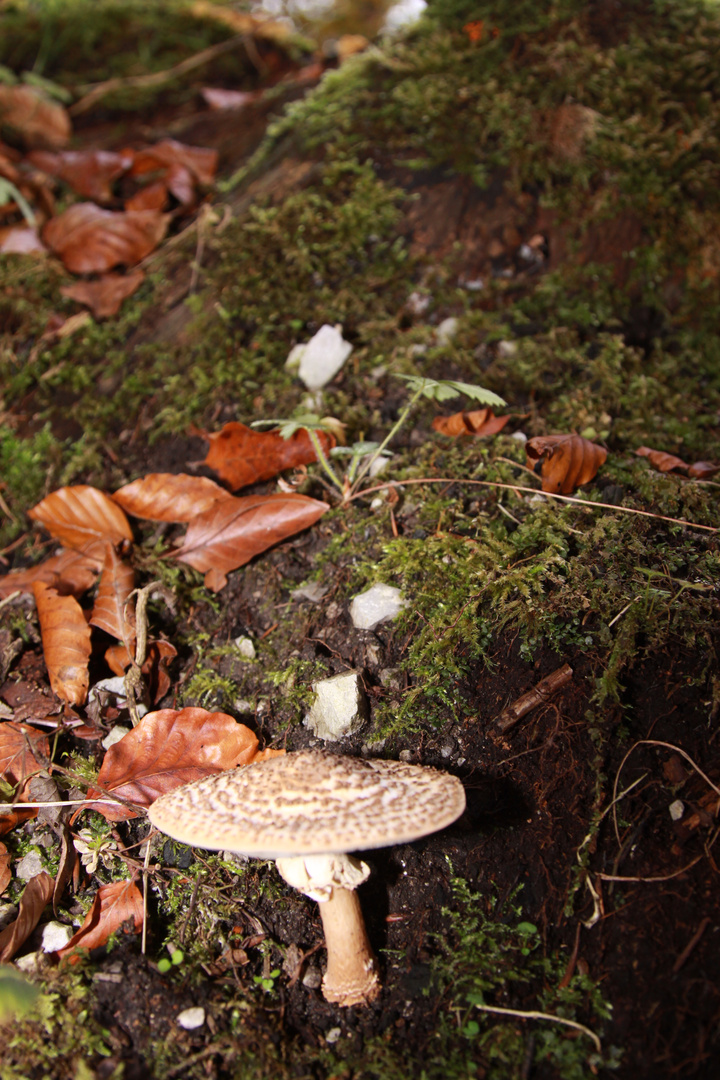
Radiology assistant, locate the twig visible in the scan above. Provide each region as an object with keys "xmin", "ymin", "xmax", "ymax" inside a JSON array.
[
  {"xmin": 472, "ymin": 1003, "xmax": 602, "ymax": 1054},
  {"xmin": 69, "ymin": 34, "xmax": 254, "ymax": 115},
  {"xmin": 0, "ymin": 591, "xmax": 21, "ymax": 611},
  {"xmin": 142, "ymin": 831, "xmax": 152, "ymax": 957},
  {"xmin": 495, "ymin": 664, "xmax": 573, "ymax": 733},
  {"xmin": 607, "ymin": 596, "xmax": 641, "ymax": 628},
  {"xmin": 349, "ymin": 477, "xmax": 718, "ymax": 533},
  {"xmin": 672, "ymin": 916, "xmax": 710, "ymax": 974}
]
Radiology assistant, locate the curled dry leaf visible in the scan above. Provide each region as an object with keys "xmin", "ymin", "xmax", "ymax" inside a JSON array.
[
  {"xmin": 60, "ymin": 269, "xmax": 145, "ymax": 319},
  {"xmin": 635, "ymin": 446, "xmax": 688, "ymax": 473},
  {"xmin": 0, "ymin": 872, "xmax": 54, "ymax": 963},
  {"xmin": 43, "ymin": 204, "xmax": 169, "ymax": 273},
  {"xmin": 124, "ymin": 181, "xmax": 168, "ymax": 212},
  {"xmin": 55, "ymin": 879, "xmax": 143, "ymax": 962},
  {"xmin": 432, "ymin": 408, "xmax": 512, "ymax": 438},
  {"xmin": 112, "ymin": 472, "xmax": 232, "ymax": 523},
  {"xmin": 687, "ymin": 461, "xmax": 720, "ymax": 479},
  {"xmin": 89, "ymin": 545, "xmax": 136, "ymax": 648},
  {"xmin": 0, "ymin": 226, "xmax": 46, "ymax": 254},
  {"xmin": 0, "ymin": 86, "xmax": 71, "ymax": 148},
  {"xmin": 0, "ymin": 843, "xmax": 9, "ymax": 896},
  {"xmin": 85, "ymin": 706, "xmax": 279, "ymax": 821},
  {"xmin": 173, "ymin": 492, "xmax": 329, "ymax": 591},
  {"xmin": 201, "ymin": 87, "xmax": 259, "ymax": 111},
  {"xmin": 130, "ymin": 139, "xmax": 218, "ymax": 187},
  {"xmin": 104, "ymin": 639, "xmax": 177, "ymax": 702},
  {"xmin": 29, "ymin": 485, "xmax": 133, "ymax": 558},
  {"xmin": 33, "ymin": 582, "xmax": 92, "ymax": 705},
  {"xmin": 0, "ymin": 722, "xmax": 50, "ymax": 796},
  {"xmin": 0, "ymin": 547, "xmax": 101, "ymax": 600},
  {"xmin": 526, "ymin": 433, "xmax": 607, "ymax": 495},
  {"xmin": 27, "ymin": 148, "xmax": 133, "ymax": 202},
  {"xmin": 203, "ymin": 421, "xmax": 336, "ymax": 491}
]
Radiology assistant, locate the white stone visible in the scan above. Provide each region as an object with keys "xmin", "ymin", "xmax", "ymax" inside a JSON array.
[
  {"xmin": 296, "ymin": 325, "xmax": 352, "ymax": 391},
  {"xmin": 284, "ymin": 343, "xmax": 306, "ymax": 371},
  {"xmin": 366, "ymin": 453, "xmax": 391, "ymax": 478},
  {"xmin": 406, "ymin": 291, "xmax": 430, "ymax": 316},
  {"xmin": 14, "ymin": 952, "xmax": 41, "ymax": 974},
  {"xmin": 16, "ymin": 851, "xmax": 44, "ymax": 880},
  {"xmin": 41, "ymin": 921, "xmax": 73, "ymax": 953},
  {"xmin": 669, "ymin": 799, "xmax": 684, "ymax": 821},
  {"xmin": 435, "ymin": 317, "xmax": 459, "ymax": 345},
  {"xmin": 177, "ymin": 1007, "xmax": 205, "ymax": 1030},
  {"xmin": 0, "ymin": 902, "xmax": 18, "ymax": 930},
  {"xmin": 497, "ymin": 340, "xmax": 518, "ymax": 358},
  {"xmin": 102, "ymin": 725, "xmax": 131, "ymax": 750},
  {"xmin": 235, "ymin": 636, "xmax": 256, "ymax": 659},
  {"xmin": 350, "ymin": 584, "xmax": 406, "ymax": 631},
  {"xmin": 304, "ymin": 670, "xmax": 369, "ymax": 742},
  {"xmin": 510, "ymin": 430, "xmax": 528, "ymax": 443},
  {"xmin": 291, "ymin": 582, "xmax": 328, "ymax": 603},
  {"xmin": 325, "ymin": 1027, "xmax": 342, "ymax": 1045}
]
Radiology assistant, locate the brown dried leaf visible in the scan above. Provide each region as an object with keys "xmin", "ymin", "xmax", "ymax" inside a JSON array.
[
  {"xmin": 55, "ymin": 879, "xmax": 143, "ymax": 961},
  {"xmin": 130, "ymin": 139, "xmax": 218, "ymax": 186},
  {"xmin": 0, "ymin": 872, "xmax": 54, "ymax": 962},
  {"xmin": 526, "ymin": 434, "xmax": 607, "ymax": 495},
  {"xmin": 112, "ymin": 473, "xmax": 232, "ymax": 523},
  {"xmin": 0, "ymin": 226, "xmax": 46, "ymax": 254},
  {"xmin": 86, "ymin": 707, "xmax": 274, "ymax": 820},
  {"xmin": 33, "ymin": 582, "xmax": 92, "ymax": 705},
  {"xmin": 635, "ymin": 446, "xmax": 688, "ymax": 473},
  {"xmin": 89, "ymin": 545, "xmax": 136, "ymax": 647},
  {"xmin": 0, "ymin": 683, "xmax": 61, "ymax": 724},
  {"xmin": 0, "ymin": 842, "xmax": 10, "ymax": 895},
  {"xmin": 27, "ymin": 148, "xmax": 133, "ymax": 202},
  {"xmin": 60, "ymin": 270, "xmax": 145, "ymax": 319},
  {"xmin": 43, "ymin": 204, "xmax": 169, "ymax": 273},
  {"xmin": 173, "ymin": 493, "xmax": 329, "ymax": 591},
  {"xmin": 104, "ymin": 639, "xmax": 177, "ymax": 702},
  {"xmin": 432, "ymin": 408, "xmax": 512, "ymax": 438},
  {"xmin": 0, "ymin": 86, "xmax": 70, "ymax": 148},
  {"xmin": 0, "ymin": 722, "xmax": 50, "ymax": 795},
  {"xmin": 201, "ymin": 88, "xmax": 258, "ymax": 111},
  {"xmin": 28, "ymin": 485, "xmax": 133, "ymax": 557},
  {"xmin": 124, "ymin": 181, "xmax": 168, "ymax": 212},
  {"xmin": 203, "ymin": 422, "xmax": 336, "ymax": 492},
  {"xmin": 0, "ymin": 548, "xmax": 101, "ymax": 600},
  {"xmin": 687, "ymin": 461, "xmax": 720, "ymax": 479}
]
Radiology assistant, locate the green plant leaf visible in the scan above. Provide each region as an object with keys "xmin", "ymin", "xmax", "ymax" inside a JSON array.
[{"xmin": 395, "ymin": 375, "xmax": 506, "ymax": 407}]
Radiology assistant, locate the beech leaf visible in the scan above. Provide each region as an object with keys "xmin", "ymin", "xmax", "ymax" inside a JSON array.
[
  {"xmin": 0, "ymin": 547, "xmax": 101, "ymax": 600},
  {"xmin": 432, "ymin": 408, "xmax": 512, "ymax": 438},
  {"xmin": 0, "ymin": 86, "xmax": 70, "ymax": 148},
  {"xmin": 112, "ymin": 473, "xmax": 233, "ymax": 523},
  {"xmin": 43, "ymin": 204, "xmax": 169, "ymax": 273},
  {"xmin": 203, "ymin": 421, "xmax": 336, "ymax": 492},
  {"xmin": 130, "ymin": 139, "xmax": 218, "ymax": 186},
  {"xmin": 55, "ymin": 879, "xmax": 143, "ymax": 962},
  {"xmin": 687, "ymin": 461, "xmax": 720, "ymax": 479},
  {"xmin": 33, "ymin": 582, "xmax": 92, "ymax": 705},
  {"xmin": 104, "ymin": 639, "xmax": 177, "ymax": 702},
  {"xmin": 28, "ymin": 485, "xmax": 133, "ymax": 557},
  {"xmin": 0, "ymin": 872, "xmax": 54, "ymax": 962},
  {"xmin": 0, "ymin": 722, "xmax": 50, "ymax": 795},
  {"xmin": 526, "ymin": 434, "xmax": 607, "ymax": 494},
  {"xmin": 173, "ymin": 493, "xmax": 329, "ymax": 591},
  {"xmin": 635, "ymin": 446, "xmax": 688, "ymax": 473},
  {"xmin": 89, "ymin": 545, "xmax": 136, "ymax": 647},
  {"xmin": 27, "ymin": 148, "xmax": 133, "ymax": 202},
  {"xmin": 85, "ymin": 706, "xmax": 279, "ymax": 820},
  {"xmin": 60, "ymin": 270, "xmax": 145, "ymax": 319},
  {"xmin": 0, "ymin": 843, "xmax": 10, "ymax": 896}
]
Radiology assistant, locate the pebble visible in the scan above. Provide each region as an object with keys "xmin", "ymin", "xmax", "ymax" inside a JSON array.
[
  {"xmin": 292, "ymin": 325, "xmax": 353, "ymax": 391},
  {"xmin": 406, "ymin": 291, "xmax": 430, "ymax": 316},
  {"xmin": 177, "ymin": 1007, "xmax": 205, "ymax": 1030},
  {"xmin": 350, "ymin": 584, "xmax": 406, "ymax": 631},
  {"xmin": 41, "ymin": 921, "xmax": 73, "ymax": 953},
  {"xmin": 325, "ymin": 1027, "xmax": 342, "ymax": 1045},
  {"xmin": 291, "ymin": 582, "xmax": 329, "ymax": 603},
  {"xmin": 302, "ymin": 966, "xmax": 322, "ymax": 990},
  {"xmin": 435, "ymin": 317, "xmax": 459, "ymax": 345},
  {"xmin": 669, "ymin": 800, "xmax": 684, "ymax": 821},
  {"xmin": 102, "ymin": 725, "xmax": 131, "ymax": 750},
  {"xmin": 0, "ymin": 903, "xmax": 18, "ymax": 930},
  {"xmin": 234, "ymin": 636, "xmax": 256, "ymax": 660},
  {"xmin": 497, "ymin": 340, "xmax": 518, "ymax": 358},
  {"xmin": 304, "ymin": 670, "xmax": 369, "ymax": 742},
  {"xmin": 16, "ymin": 850, "xmax": 44, "ymax": 881}
]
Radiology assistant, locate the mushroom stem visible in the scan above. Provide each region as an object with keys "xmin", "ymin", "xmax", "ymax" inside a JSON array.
[{"xmin": 318, "ymin": 886, "xmax": 380, "ymax": 1007}]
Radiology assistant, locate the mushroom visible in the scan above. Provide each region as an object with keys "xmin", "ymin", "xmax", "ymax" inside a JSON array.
[{"xmin": 148, "ymin": 750, "xmax": 465, "ymax": 1007}]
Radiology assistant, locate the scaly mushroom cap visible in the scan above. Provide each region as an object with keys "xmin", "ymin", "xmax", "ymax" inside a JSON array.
[{"xmin": 148, "ymin": 750, "xmax": 465, "ymax": 857}]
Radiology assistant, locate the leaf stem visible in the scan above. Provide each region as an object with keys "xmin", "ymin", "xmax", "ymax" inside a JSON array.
[
  {"xmin": 349, "ymin": 384, "xmax": 426, "ymax": 497},
  {"xmin": 307, "ymin": 427, "xmax": 344, "ymax": 493}
]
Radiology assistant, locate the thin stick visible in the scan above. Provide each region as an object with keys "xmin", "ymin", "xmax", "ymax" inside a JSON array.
[
  {"xmin": 594, "ymin": 855, "xmax": 704, "ymax": 884},
  {"xmin": 142, "ymin": 830, "xmax": 152, "ymax": 957},
  {"xmin": 672, "ymin": 916, "xmax": 710, "ymax": 974},
  {"xmin": 349, "ymin": 477, "xmax": 718, "ymax": 533},
  {"xmin": 472, "ymin": 1003, "xmax": 602, "ymax": 1054},
  {"xmin": 0, "ymin": 591, "xmax": 21, "ymax": 610},
  {"xmin": 0, "ymin": 798, "xmax": 124, "ymax": 810}
]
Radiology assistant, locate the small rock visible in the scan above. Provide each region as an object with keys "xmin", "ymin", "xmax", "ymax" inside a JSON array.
[
  {"xmin": 291, "ymin": 582, "xmax": 329, "ymax": 603},
  {"xmin": 510, "ymin": 430, "xmax": 528, "ymax": 443},
  {"xmin": 439, "ymin": 741, "xmax": 454, "ymax": 759},
  {"xmin": 361, "ymin": 738, "xmax": 386, "ymax": 755},
  {"xmin": 0, "ymin": 902, "xmax": 18, "ymax": 930},
  {"xmin": 304, "ymin": 670, "xmax": 369, "ymax": 742},
  {"xmin": 295, "ymin": 325, "xmax": 353, "ymax": 391},
  {"xmin": 325, "ymin": 1027, "xmax": 342, "ymax": 1045},
  {"xmin": 325, "ymin": 601, "xmax": 341, "ymax": 622},
  {"xmin": 398, "ymin": 750, "xmax": 413, "ymax": 762},
  {"xmin": 669, "ymin": 800, "xmax": 684, "ymax": 822},
  {"xmin": 177, "ymin": 1007, "xmax": 205, "ymax": 1031},
  {"xmin": 14, "ymin": 952, "xmax": 41, "ymax": 974},
  {"xmin": 302, "ymin": 966, "xmax": 322, "ymax": 989},
  {"xmin": 284, "ymin": 343, "xmax": 306, "ymax": 371},
  {"xmin": 435, "ymin": 317, "xmax": 459, "ymax": 345},
  {"xmin": 234, "ymin": 636, "xmax": 256, "ymax": 660},
  {"xmin": 16, "ymin": 850, "xmax": 44, "ymax": 881},
  {"xmin": 102, "ymin": 725, "xmax": 131, "ymax": 750},
  {"xmin": 42, "ymin": 921, "xmax": 73, "ymax": 953},
  {"xmin": 379, "ymin": 668, "xmax": 402, "ymax": 690},
  {"xmin": 350, "ymin": 584, "xmax": 406, "ymax": 631},
  {"xmin": 234, "ymin": 699, "xmax": 254, "ymax": 714},
  {"xmin": 370, "ymin": 497, "xmax": 385, "ymax": 510},
  {"xmin": 27, "ymin": 773, "xmax": 62, "ymax": 825},
  {"xmin": 406, "ymin": 291, "xmax": 430, "ymax": 316},
  {"xmin": 497, "ymin": 340, "xmax": 518, "ymax": 358},
  {"xmin": 366, "ymin": 453, "xmax": 391, "ymax": 478}
]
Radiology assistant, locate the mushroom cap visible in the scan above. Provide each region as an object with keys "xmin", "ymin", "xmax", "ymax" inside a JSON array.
[{"xmin": 148, "ymin": 750, "xmax": 466, "ymax": 858}]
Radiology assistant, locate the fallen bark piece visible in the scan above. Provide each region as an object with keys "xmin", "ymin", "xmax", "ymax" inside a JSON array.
[{"xmin": 495, "ymin": 664, "xmax": 574, "ymax": 734}]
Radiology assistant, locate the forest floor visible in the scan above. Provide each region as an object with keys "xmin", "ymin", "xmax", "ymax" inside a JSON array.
[{"xmin": 0, "ymin": 2, "xmax": 719, "ymax": 1079}]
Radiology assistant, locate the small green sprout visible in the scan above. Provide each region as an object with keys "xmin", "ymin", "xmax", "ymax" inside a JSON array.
[
  {"xmin": 157, "ymin": 948, "xmax": 184, "ymax": 974},
  {"xmin": 253, "ymin": 968, "xmax": 280, "ymax": 992}
]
